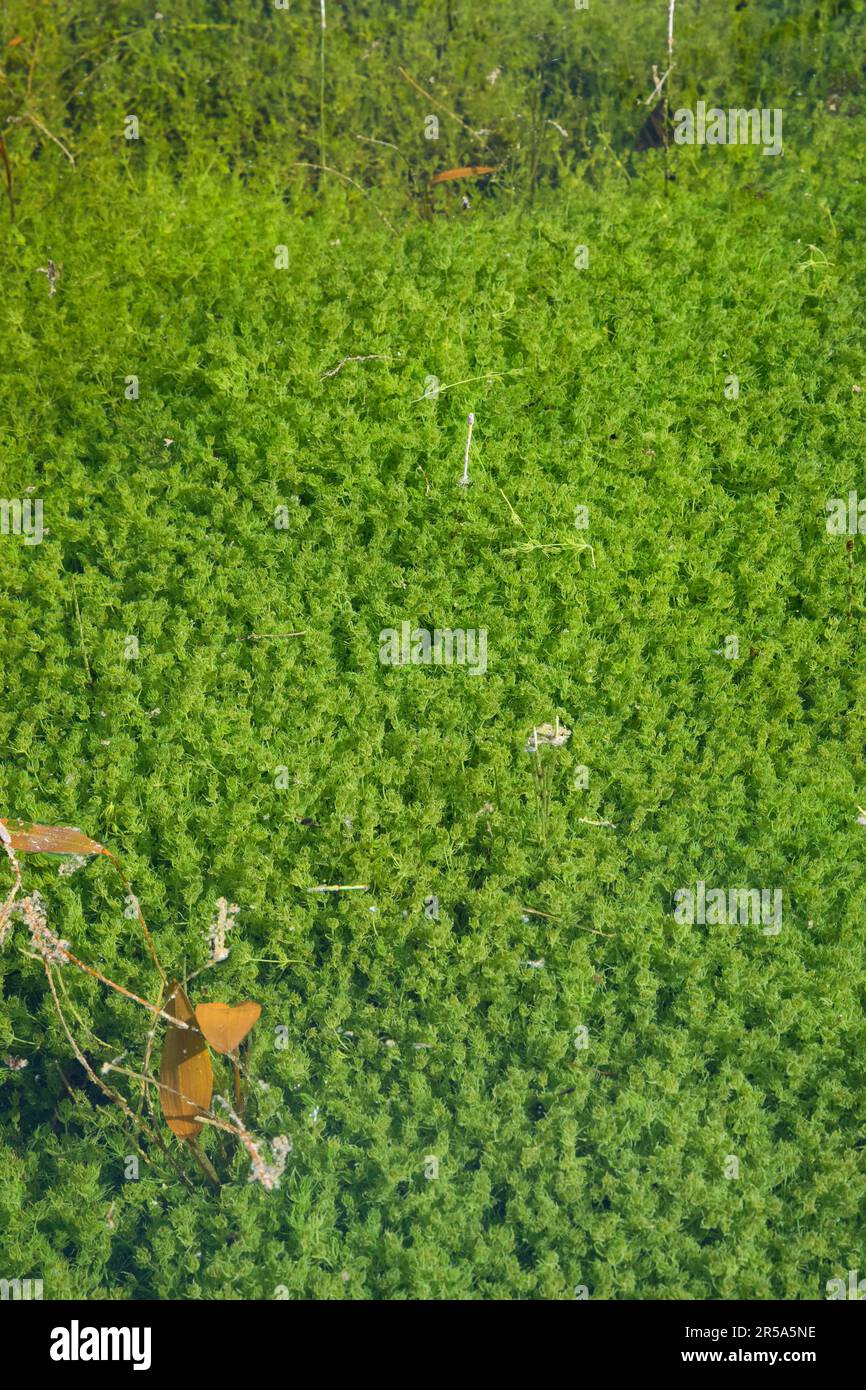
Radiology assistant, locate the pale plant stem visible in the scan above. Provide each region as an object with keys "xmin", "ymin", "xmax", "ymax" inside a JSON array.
[
  {"xmin": 235, "ymin": 631, "xmax": 306, "ymax": 641},
  {"xmin": 103, "ymin": 851, "xmax": 167, "ymax": 985},
  {"xmin": 187, "ymin": 1135, "xmax": 220, "ymax": 1186},
  {"xmin": 2, "ymin": 819, "xmax": 169, "ymax": 1007},
  {"xmin": 305, "ymin": 883, "xmax": 369, "ymax": 892},
  {"xmin": 498, "ymin": 487, "xmax": 596, "ymax": 562},
  {"xmin": 43, "ymin": 962, "xmax": 159, "ymax": 1169},
  {"xmin": 410, "ymin": 369, "xmax": 523, "ymax": 403},
  {"xmin": 51, "ymin": 975, "xmax": 191, "ymax": 1189},
  {"xmin": 321, "ymin": 354, "xmax": 394, "ymax": 379},
  {"xmin": 291, "ymin": 163, "xmax": 397, "ymax": 236},
  {"xmin": 24, "ymin": 110, "xmax": 75, "ymax": 164},
  {"xmin": 105, "ymin": 1061, "xmax": 272, "ymax": 1184},
  {"xmin": 460, "ymin": 413, "xmax": 475, "ymax": 486},
  {"xmin": 56, "ymin": 968, "xmax": 113, "ymax": 1049},
  {"xmin": 319, "ymin": 1, "xmax": 326, "ymax": 172},
  {"xmin": 52, "ymin": 942, "xmax": 183, "ymax": 1028},
  {"xmin": 667, "ymin": 0, "xmax": 676, "ymax": 114},
  {"xmin": 214, "ymin": 1095, "xmax": 273, "ymax": 1187},
  {"xmin": 71, "ymin": 575, "xmax": 92, "ymax": 683},
  {"xmin": 0, "ymin": 832, "xmax": 23, "ymax": 945},
  {"xmin": 232, "ymin": 1052, "xmax": 244, "ymax": 1116},
  {"xmin": 138, "ymin": 978, "xmax": 165, "ymax": 1117},
  {"xmin": 397, "ymin": 65, "xmax": 484, "ymax": 139},
  {"xmin": 664, "ymin": 1, "xmax": 675, "ymax": 187}
]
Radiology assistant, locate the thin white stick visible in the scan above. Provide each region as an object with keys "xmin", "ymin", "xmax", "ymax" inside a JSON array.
[
  {"xmin": 305, "ymin": 884, "xmax": 369, "ymax": 893},
  {"xmin": 319, "ymin": 1, "xmax": 327, "ymax": 171},
  {"xmin": 291, "ymin": 163, "xmax": 398, "ymax": 236},
  {"xmin": 664, "ymin": 2, "xmax": 676, "ymax": 167},
  {"xmin": 25, "ymin": 111, "xmax": 75, "ymax": 165},
  {"xmin": 410, "ymin": 369, "xmax": 522, "ymax": 403},
  {"xmin": 459, "ymin": 413, "xmax": 475, "ymax": 487},
  {"xmin": 642, "ymin": 63, "xmax": 674, "ymax": 106},
  {"xmin": 321, "ymin": 354, "xmax": 394, "ymax": 379}
]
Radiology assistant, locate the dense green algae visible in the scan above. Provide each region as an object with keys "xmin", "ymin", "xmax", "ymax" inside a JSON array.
[{"xmin": 1, "ymin": 0, "xmax": 866, "ymax": 1299}]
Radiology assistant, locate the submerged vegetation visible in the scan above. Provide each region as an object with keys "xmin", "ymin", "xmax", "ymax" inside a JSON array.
[{"xmin": 1, "ymin": 0, "xmax": 866, "ymax": 1299}]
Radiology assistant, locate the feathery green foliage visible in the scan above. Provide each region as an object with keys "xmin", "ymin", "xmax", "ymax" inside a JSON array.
[{"xmin": 1, "ymin": 0, "xmax": 865, "ymax": 1300}]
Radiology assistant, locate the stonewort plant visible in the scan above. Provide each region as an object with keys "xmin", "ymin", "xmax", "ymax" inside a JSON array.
[
  {"xmin": 525, "ymin": 720, "xmax": 572, "ymax": 844},
  {"xmin": 0, "ymin": 0, "xmax": 861, "ymax": 217},
  {"xmin": 0, "ymin": 0, "xmax": 865, "ymax": 1304}
]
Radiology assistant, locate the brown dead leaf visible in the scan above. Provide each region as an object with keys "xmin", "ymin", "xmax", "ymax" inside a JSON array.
[
  {"xmin": 195, "ymin": 1001, "xmax": 261, "ymax": 1055},
  {"xmin": 1, "ymin": 820, "xmax": 109, "ymax": 858},
  {"xmin": 159, "ymin": 983, "xmax": 213, "ymax": 1140},
  {"xmin": 430, "ymin": 166, "xmax": 497, "ymax": 184}
]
